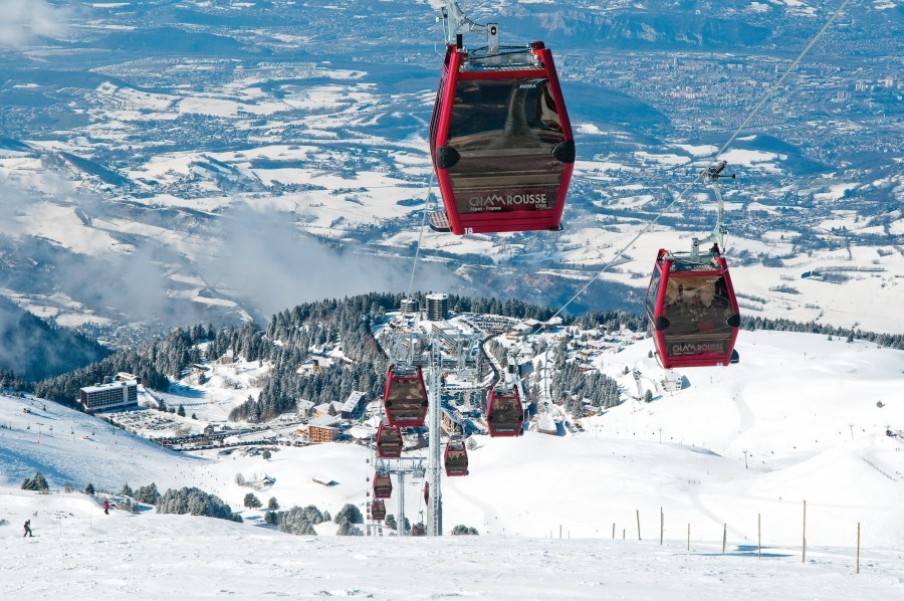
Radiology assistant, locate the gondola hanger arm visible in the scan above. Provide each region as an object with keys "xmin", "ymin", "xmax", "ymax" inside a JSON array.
[
  {"xmin": 688, "ymin": 160, "xmax": 736, "ymax": 260},
  {"xmin": 440, "ymin": 1, "xmax": 499, "ymax": 52}
]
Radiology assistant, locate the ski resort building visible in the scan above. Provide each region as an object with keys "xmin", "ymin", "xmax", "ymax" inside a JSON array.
[
  {"xmin": 79, "ymin": 381, "xmax": 138, "ymax": 412},
  {"xmin": 306, "ymin": 415, "xmax": 341, "ymax": 443},
  {"xmin": 400, "ymin": 297, "xmax": 419, "ymax": 315},
  {"xmin": 425, "ymin": 293, "xmax": 449, "ymax": 321}
]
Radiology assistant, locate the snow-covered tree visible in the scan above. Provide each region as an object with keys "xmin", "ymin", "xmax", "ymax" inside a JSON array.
[
  {"xmin": 243, "ymin": 492, "xmax": 262, "ymax": 509},
  {"xmin": 135, "ymin": 483, "xmax": 161, "ymax": 505},
  {"xmin": 451, "ymin": 525, "xmax": 479, "ymax": 535},
  {"xmin": 157, "ymin": 487, "xmax": 241, "ymax": 522},
  {"xmin": 334, "ymin": 503, "xmax": 363, "ymax": 525},
  {"xmin": 21, "ymin": 472, "xmax": 49, "ymax": 492}
]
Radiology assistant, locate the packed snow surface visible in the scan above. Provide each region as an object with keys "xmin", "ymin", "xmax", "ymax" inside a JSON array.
[
  {"xmin": 2, "ymin": 330, "xmax": 904, "ymax": 598},
  {"xmin": 3, "ymin": 494, "xmax": 903, "ymax": 601}
]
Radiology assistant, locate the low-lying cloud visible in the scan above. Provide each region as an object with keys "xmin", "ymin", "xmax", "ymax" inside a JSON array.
[
  {"xmin": 198, "ymin": 205, "xmax": 456, "ymax": 319},
  {"xmin": 0, "ymin": 0, "xmax": 70, "ymax": 47}
]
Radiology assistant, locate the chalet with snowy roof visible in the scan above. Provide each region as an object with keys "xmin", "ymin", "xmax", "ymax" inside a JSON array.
[
  {"xmin": 296, "ymin": 353, "xmax": 334, "ymax": 375},
  {"xmin": 313, "ymin": 401, "xmax": 344, "ymax": 418},
  {"xmin": 340, "ymin": 391, "xmax": 366, "ymax": 419},
  {"xmin": 295, "ymin": 399, "xmax": 315, "ymax": 416},
  {"xmin": 536, "ymin": 413, "xmax": 565, "ymax": 436},
  {"xmin": 535, "ymin": 316, "xmax": 561, "ymax": 331},
  {"xmin": 586, "ymin": 338, "xmax": 609, "ymax": 351}
]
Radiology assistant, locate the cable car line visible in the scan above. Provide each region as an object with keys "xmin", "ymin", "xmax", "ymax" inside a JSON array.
[
  {"xmin": 544, "ymin": 0, "xmax": 853, "ymax": 324},
  {"xmin": 546, "ymin": 174, "xmax": 705, "ymax": 325},
  {"xmin": 714, "ymin": 0, "xmax": 853, "ymax": 160},
  {"xmin": 406, "ymin": 171, "xmax": 436, "ymax": 299}
]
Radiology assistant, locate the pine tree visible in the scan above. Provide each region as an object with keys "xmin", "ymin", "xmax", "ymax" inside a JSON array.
[
  {"xmin": 136, "ymin": 483, "xmax": 161, "ymax": 505},
  {"xmin": 451, "ymin": 524, "xmax": 479, "ymax": 535},
  {"xmin": 336, "ymin": 521, "xmax": 363, "ymax": 536},
  {"xmin": 334, "ymin": 503, "xmax": 363, "ymax": 525},
  {"xmin": 22, "ymin": 472, "xmax": 49, "ymax": 492}
]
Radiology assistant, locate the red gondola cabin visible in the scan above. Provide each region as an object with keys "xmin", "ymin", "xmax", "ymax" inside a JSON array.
[
  {"xmin": 444, "ymin": 440, "xmax": 469, "ymax": 476},
  {"xmin": 429, "ymin": 41, "xmax": 574, "ymax": 235},
  {"xmin": 371, "ymin": 499, "xmax": 386, "ymax": 521},
  {"xmin": 486, "ymin": 386, "xmax": 523, "ymax": 437},
  {"xmin": 646, "ymin": 247, "xmax": 741, "ymax": 369},
  {"xmin": 375, "ymin": 419, "xmax": 403, "ymax": 459},
  {"xmin": 383, "ymin": 365, "xmax": 429, "ymax": 427},
  {"xmin": 373, "ymin": 472, "xmax": 392, "ymax": 499}
]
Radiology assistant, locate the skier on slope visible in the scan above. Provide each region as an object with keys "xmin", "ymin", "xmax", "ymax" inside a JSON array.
[
  {"xmin": 23, "ymin": 519, "xmax": 33, "ymax": 537},
  {"xmin": 103, "ymin": 500, "xmax": 110, "ymax": 515}
]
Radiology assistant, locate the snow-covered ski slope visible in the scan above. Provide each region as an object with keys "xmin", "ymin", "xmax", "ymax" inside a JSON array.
[
  {"xmin": 2, "ymin": 330, "xmax": 904, "ymax": 599},
  {"xmin": 2, "ymin": 492, "xmax": 903, "ymax": 601}
]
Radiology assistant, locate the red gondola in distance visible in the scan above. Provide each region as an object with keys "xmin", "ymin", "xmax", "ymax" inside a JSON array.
[
  {"xmin": 429, "ymin": 40, "xmax": 575, "ymax": 235},
  {"xmin": 383, "ymin": 365, "xmax": 429, "ymax": 427},
  {"xmin": 444, "ymin": 440, "xmax": 469, "ymax": 476},
  {"xmin": 486, "ymin": 386, "xmax": 524, "ymax": 437},
  {"xmin": 373, "ymin": 472, "xmax": 392, "ymax": 499},
  {"xmin": 375, "ymin": 419, "xmax": 403, "ymax": 459},
  {"xmin": 371, "ymin": 499, "xmax": 387, "ymax": 521},
  {"xmin": 645, "ymin": 247, "xmax": 741, "ymax": 369}
]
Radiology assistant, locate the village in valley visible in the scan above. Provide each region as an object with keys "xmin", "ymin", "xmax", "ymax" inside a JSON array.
[{"xmin": 83, "ymin": 294, "xmax": 654, "ymax": 457}]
